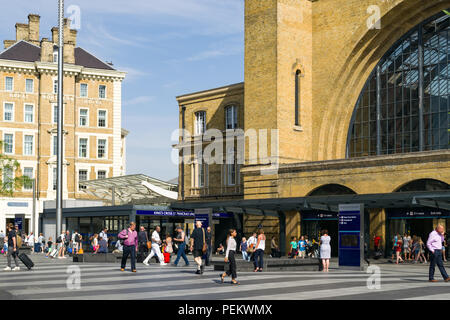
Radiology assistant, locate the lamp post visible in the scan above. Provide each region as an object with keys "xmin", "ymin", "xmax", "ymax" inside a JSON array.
[{"xmin": 56, "ymin": 0, "xmax": 64, "ymax": 237}]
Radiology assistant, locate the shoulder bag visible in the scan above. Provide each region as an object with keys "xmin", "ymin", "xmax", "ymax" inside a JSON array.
[{"xmin": 202, "ymin": 228, "xmax": 207, "ymax": 253}]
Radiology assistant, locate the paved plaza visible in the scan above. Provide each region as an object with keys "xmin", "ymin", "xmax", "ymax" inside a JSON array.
[{"xmin": 1, "ymin": 255, "xmax": 450, "ymax": 300}]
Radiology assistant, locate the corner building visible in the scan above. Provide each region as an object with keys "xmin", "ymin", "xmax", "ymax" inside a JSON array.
[
  {"xmin": 0, "ymin": 14, "xmax": 127, "ymax": 234},
  {"xmin": 174, "ymin": 0, "xmax": 450, "ymax": 255}
]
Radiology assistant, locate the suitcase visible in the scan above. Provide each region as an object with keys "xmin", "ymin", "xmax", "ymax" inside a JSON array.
[
  {"xmin": 164, "ymin": 252, "xmax": 171, "ymax": 264},
  {"xmin": 34, "ymin": 243, "xmax": 41, "ymax": 253},
  {"xmin": 50, "ymin": 248, "xmax": 58, "ymax": 258},
  {"xmin": 19, "ymin": 253, "xmax": 34, "ymax": 270}
]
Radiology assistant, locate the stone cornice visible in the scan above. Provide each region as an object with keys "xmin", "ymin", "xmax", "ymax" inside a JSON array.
[
  {"xmin": 0, "ymin": 59, "xmax": 126, "ymax": 81},
  {"xmin": 241, "ymin": 150, "xmax": 450, "ymax": 175},
  {"xmin": 176, "ymin": 82, "xmax": 244, "ymax": 104}
]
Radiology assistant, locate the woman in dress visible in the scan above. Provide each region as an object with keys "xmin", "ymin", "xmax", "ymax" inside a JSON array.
[
  {"xmin": 319, "ymin": 230, "xmax": 331, "ymax": 272},
  {"xmin": 220, "ymin": 229, "xmax": 239, "ymax": 285},
  {"xmin": 91, "ymin": 234, "xmax": 99, "ymax": 254}
]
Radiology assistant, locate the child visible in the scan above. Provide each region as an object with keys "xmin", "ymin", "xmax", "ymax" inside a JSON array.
[
  {"xmin": 290, "ymin": 236, "xmax": 298, "ymax": 259},
  {"xmin": 3, "ymin": 237, "xmax": 8, "ymax": 256},
  {"xmin": 298, "ymin": 236, "xmax": 306, "ymax": 259}
]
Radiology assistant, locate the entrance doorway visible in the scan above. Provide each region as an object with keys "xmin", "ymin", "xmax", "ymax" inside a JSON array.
[
  {"xmin": 406, "ymin": 219, "xmax": 433, "ymax": 242},
  {"xmin": 302, "ymin": 219, "xmax": 338, "ymax": 257}
]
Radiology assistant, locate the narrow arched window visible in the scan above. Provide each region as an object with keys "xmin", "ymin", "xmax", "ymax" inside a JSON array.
[{"xmin": 295, "ymin": 70, "xmax": 301, "ymax": 126}]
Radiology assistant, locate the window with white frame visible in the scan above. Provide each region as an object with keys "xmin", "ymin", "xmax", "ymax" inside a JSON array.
[
  {"xmin": 79, "ymin": 138, "xmax": 88, "ymax": 158},
  {"xmin": 99, "ymin": 85, "xmax": 106, "ymax": 99},
  {"xmin": 225, "ymin": 105, "xmax": 238, "ymax": 129},
  {"xmin": 97, "ymin": 139, "xmax": 106, "ymax": 158},
  {"xmin": 25, "ymin": 79, "xmax": 34, "ymax": 93},
  {"xmin": 79, "ymin": 109, "xmax": 88, "ymax": 126},
  {"xmin": 194, "ymin": 111, "xmax": 206, "ymax": 135},
  {"xmin": 98, "ymin": 110, "xmax": 106, "ymax": 127},
  {"xmin": 4, "ymin": 103, "xmax": 13, "ymax": 121},
  {"xmin": 226, "ymin": 147, "xmax": 237, "ymax": 186},
  {"xmin": 52, "ymin": 135, "xmax": 58, "ymax": 156},
  {"xmin": 97, "ymin": 170, "xmax": 107, "ymax": 180},
  {"xmin": 53, "ymin": 105, "xmax": 58, "ymax": 123},
  {"xmin": 4, "ymin": 134, "xmax": 13, "ymax": 154},
  {"xmin": 23, "ymin": 167, "xmax": 33, "ymax": 190},
  {"xmin": 5, "ymin": 77, "xmax": 13, "ymax": 91},
  {"xmin": 24, "ymin": 104, "xmax": 33, "ymax": 123},
  {"xmin": 53, "ymin": 79, "xmax": 58, "ymax": 94},
  {"xmin": 80, "ymin": 83, "xmax": 88, "ymax": 98},
  {"xmin": 24, "ymin": 135, "xmax": 33, "ymax": 155},
  {"xmin": 52, "ymin": 167, "xmax": 57, "ymax": 190},
  {"xmin": 192, "ymin": 151, "xmax": 207, "ymax": 188},
  {"xmin": 78, "ymin": 170, "xmax": 88, "ymax": 190},
  {"xmin": 3, "ymin": 167, "xmax": 13, "ymax": 190}
]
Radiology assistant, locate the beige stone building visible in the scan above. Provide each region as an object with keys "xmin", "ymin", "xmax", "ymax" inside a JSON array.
[
  {"xmin": 174, "ymin": 0, "xmax": 450, "ymax": 255},
  {"xmin": 0, "ymin": 14, "xmax": 127, "ymax": 233}
]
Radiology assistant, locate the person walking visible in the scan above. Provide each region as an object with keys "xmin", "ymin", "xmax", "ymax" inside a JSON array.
[
  {"xmin": 298, "ymin": 236, "xmax": 307, "ymax": 259},
  {"xmin": 403, "ymin": 233, "xmax": 412, "ymax": 261},
  {"xmin": 240, "ymin": 237, "xmax": 250, "ymax": 261},
  {"xmin": 190, "ymin": 220, "xmax": 207, "ymax": 274},
  {"xmin": 290, "ymin": 236, "xmax": 298, "ymax": 259},
  {"xmin": 38, "ymin": 233, "xmax": 45, "ymax": 253},
  {"xmin": 427, "ymin": 225, "xmax": 450, "ymax": 282},
  {"xmin": 91, "ymin": 234, "xmax": 100, "ymax": 254},
  {"xmin": 253, "ymin": 229, "xmax": 266, "ymax": 272},
  {"xmin": 173, "ymin": 226, "xmax": 190, "ymax": 267},
  {"xmin": 271, "ymin": 237, "xmax": 280, "ymax": 258},
  {"xmin": 220, "ymin": 229, "xmax": 239, "ymax": 285},
  {"xmin": 4, "ymin": 223, "xmax": 20, "ymax": 271},
  {"xmin": 247, "ymin": 232, "xmax": 257, "ymax": 262},
  {"xmin": 320, "ymin": 230, "xmax": 331, "ymax": 272},
  {"xmin": 137, "ymin": 226, "xmax": 149, "ymax": 261},
  {"xmin": 143, "ymin": 226, "xmax": 167, "ymax": 266},
  {"xmin": 118, "ymin": 222, "xmax": 138, "ymax": 272},
  {"xmin": 205, "ymin": 226, "xmax": 212, "ymax": 266}
]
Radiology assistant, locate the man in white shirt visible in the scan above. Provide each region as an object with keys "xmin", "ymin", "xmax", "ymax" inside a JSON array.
[
  {"xmin": 99, "ymin": 228, "xmax": 108, "ymax": 242},
  {"xmin": 143, "ymin": 226, "xmax": 167, "ymax": 266}
]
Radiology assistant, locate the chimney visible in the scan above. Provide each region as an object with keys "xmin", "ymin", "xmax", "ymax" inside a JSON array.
[
  {"xmin": 51, "ymin": 27, "xmax": 59, "ymax": 44},
  {"xmin": 15, "ymin": 23, "xmax": 29, "ymax": 42},
  {"xmin": 40, "ymin": 38, "xmax": 53, "ymax": 62},
  {"xmin": 3, "ymin": 40, "xmax": 15, "ymax": 49},
  {"xmin": 28, "ymin": 14, "xmax": 40, "ymax": 44}
]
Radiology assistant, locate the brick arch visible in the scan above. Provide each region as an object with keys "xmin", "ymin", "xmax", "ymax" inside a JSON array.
[
  {"xmin": 316, "ymin": 0, "xmax": 450, "ymax": 161},
  {"xmin": 306, "ymin": 183, "xmax": 357, "ymax": 197},
  {"xmin": 392, "ymin": 178, "xmax": 450, "ymax": 193}
]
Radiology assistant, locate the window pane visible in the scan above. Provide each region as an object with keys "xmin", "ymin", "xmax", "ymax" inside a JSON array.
[
  {"xmin": 80, "ymin": 84, "xmax": 88, "ymax": 97},
  {"xmin": 80, "ymin": 109, "xmax": 88, "ymax": 126},
  {"xmin": 26, "ymin": 79, "xmax": 33, "ymax": 93},
  {"xmin": 5, "ymin": 77, "xmax": 13, "ymax": 91},
  {"xmin": 97, "ymin": 170, "xmax": 106, "ymax": 180},
  {"xmin": 98, "ymin": 110, "xmax": 106, "ymax": 127},
  {"xmin": 4, "ymin": 103, "xmax": 13, "ymax": 121},
  {"xmin": 79, "ymin": 138, "xmax": 87, "ymax": 158},
  {"xmin": 23, "ymin": 168, "xmax": 33, "ymax": 190},
  {"xmin": 4, "ymin": 134, "xmax": 13, "ymax": 153},
  {"xmin": 25, "ymin": 105, "xmax": 33, "ymax": 122},
  {"xmin": 99, "ymin": 85, "xmax": 106, "ymax": 99},
  {"xmin": 79, "ymin": 170, "xmax": 88, "ymax": 189},
  {"xmin": 98, "ymin": 139, "xmax": 106, "ymax": 158},
  {"xmin": 24, "ymin": 135, "xmax": 33, "ymax": 155}
]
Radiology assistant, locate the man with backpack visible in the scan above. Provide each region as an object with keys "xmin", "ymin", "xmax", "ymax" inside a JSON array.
[{"xmin": 118, "ymin": 222, "xmax": 138, "ymax": 272}]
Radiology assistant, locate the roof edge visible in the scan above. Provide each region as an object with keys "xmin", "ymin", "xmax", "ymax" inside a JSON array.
[{"xmin": 176, "ymin": 82, "xmax": 244, "ymax": 103}]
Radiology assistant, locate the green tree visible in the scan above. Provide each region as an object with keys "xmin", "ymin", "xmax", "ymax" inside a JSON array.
[{"xmin": 0, "ymin": 141, "xmax": 31, "ymax": 196}]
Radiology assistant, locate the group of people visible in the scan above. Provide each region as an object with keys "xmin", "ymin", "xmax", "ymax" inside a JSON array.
[
  {"xmin": 390, "ymin": 232, "xmax": 442, "ymax": 264},
  {"xmin": 288, "ymin": 235, "xmax": 322, "ymax": 259}
]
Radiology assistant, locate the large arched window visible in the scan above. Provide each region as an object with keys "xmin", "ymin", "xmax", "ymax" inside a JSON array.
[{"xmin": 348, "ymin": 11, "xmax": 450, "ymax": 158}]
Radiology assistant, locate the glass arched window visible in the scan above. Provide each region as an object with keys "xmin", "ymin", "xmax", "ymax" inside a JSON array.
[{"xmin": 348, "ymin": 11, "xmax": 450, "ymax": 158}]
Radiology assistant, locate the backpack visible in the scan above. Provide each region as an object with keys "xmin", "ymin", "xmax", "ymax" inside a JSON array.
[{"xmin": 16, "ymin": 234, "xmax": 22, "ymax": 247}]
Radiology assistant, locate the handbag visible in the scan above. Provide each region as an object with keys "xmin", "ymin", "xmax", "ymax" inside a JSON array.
[
  {"xmin": 202, "ymin": 228, "xmax": 207, "ymax": 254},
  {"xmin": 147, "ymin": 241, "xmax": 152, "ymax": 249}
]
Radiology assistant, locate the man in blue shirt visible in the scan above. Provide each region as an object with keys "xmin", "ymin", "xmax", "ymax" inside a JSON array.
[{"xmin": 298, "ymin": 236, "xmax": 306, "ymax": 259}]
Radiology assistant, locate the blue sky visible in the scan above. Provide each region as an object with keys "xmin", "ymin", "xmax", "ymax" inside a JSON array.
[{"xmin": 0, "ymin": 0, "xmax": 245, "ymax": 181}]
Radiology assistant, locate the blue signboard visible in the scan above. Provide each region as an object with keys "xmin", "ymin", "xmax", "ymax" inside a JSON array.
[
  {"xmin": 338, "ymin": 204, "xmax": 364, "ymax": 269},
  {"xmin": 194, "ymin": 214, "xmax": 210, "ymax": 229},
  {"xmin": 136, "ymin": 210, "xmax": 231, "ymax": 219},
  {"xmin": 387, "ymin": 208, "xmax": 450, "ymax": 219},
  {"xmin": 14, "ymin": 218, "xmax": 23, "ymax": 231}
]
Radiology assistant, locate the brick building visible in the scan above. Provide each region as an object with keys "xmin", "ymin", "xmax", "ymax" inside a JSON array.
[
  {"xmin": 174, "ymin": 0, "xmax": 450, "ymax": 255},
  {"xmin": 0, "ymin": 14, "xmax": 127, "ymax": 234}
]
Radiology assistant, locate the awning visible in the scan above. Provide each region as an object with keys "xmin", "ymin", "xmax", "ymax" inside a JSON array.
[
  {"xmin": 171, "ymin": 191, "xmax": 450, "ymax": 215},
  {"xmin": 80, "ymin": 174, "xmax": 178, "ymax": 205}
]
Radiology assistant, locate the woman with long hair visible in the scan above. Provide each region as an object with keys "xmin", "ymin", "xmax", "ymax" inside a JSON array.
[
  {"xmin": 253, "ymin": 229, "xmax": 266, "ymax": 272},
  {"xmin": 319, "ymin": 230, "xmax": 331, "ymax": 272},
  {"xmin": 220, "ymin": 229, "xmax": 239, "ymax": 285},
  {"xmin": 91, "ymin": 234, "xmax": 99, "ymax": 254}
]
